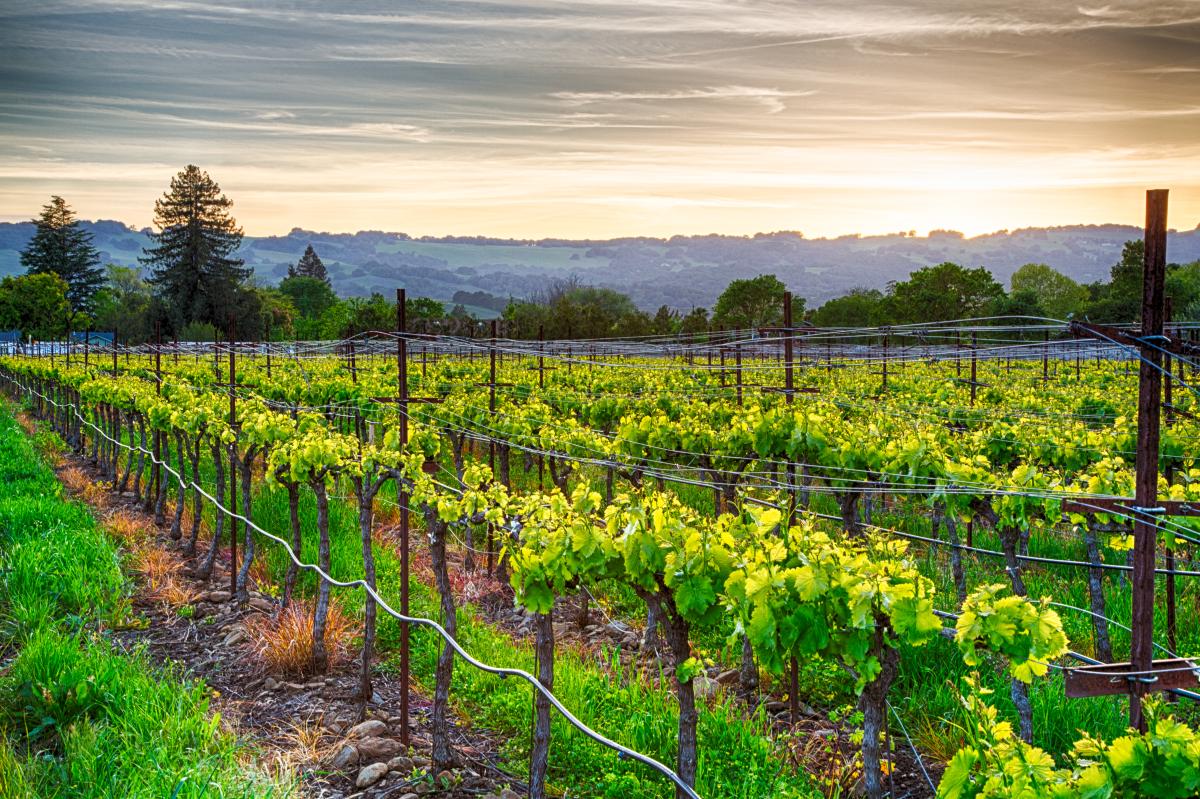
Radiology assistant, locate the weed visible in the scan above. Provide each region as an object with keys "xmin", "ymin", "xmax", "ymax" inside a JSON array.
[{"xmin": 243, "ymin": 598, "xmax": 354, "ymax": 677}]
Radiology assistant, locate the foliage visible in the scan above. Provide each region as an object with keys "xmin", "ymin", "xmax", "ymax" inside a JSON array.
[
  {"xmin": 0, "ymin": 273, "xmax": 71, "ymax": 340},
  {"xmin": 287, "ymin": 244, "xmax": 329, "ymax": 285},
  {"xmin": 19, "ymin": 196, "xmax": 105, "ymax": 313},
  {"xmin": 955, "ymin": 584, "xmax": 1069, "ymax": 683},
  {"xmin": 140, "ymin": 165, "xmax": 251, "ymax": 331},
  {"xmin": 1008, "ymin": 263, "xmax": 1087, "ymax": 321},
  {"xmin": 1085, "ymin": 240, "xmax": 1143, "ymax": 323},
  {"xmin": 886, "ymin": 262, "xmax": 1003, "ymax": 324},
  {"xmin": 90, "ymin": 265, "xmax": 153, "ymax": 343},
  {"xmin": 940, "ymin": 680, "xmax": 1200, "ymax": 799},
  {"xmin": 811, "ymin": 288, "xmax": 885, "ymax": 327},
  {"xmin": 712, "ymin": 274, "xmax": 803, "ymax": 330}
]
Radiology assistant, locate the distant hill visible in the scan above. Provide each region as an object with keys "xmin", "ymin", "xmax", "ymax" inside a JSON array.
[{"xmin": 1, "ymin": 221, "xmax": 1198, "ymax": 311}]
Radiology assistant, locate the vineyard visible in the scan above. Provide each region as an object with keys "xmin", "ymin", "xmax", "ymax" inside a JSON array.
[{"xmin": 4, "ymin": 233, "xmax": 1200, "ymax": 797}]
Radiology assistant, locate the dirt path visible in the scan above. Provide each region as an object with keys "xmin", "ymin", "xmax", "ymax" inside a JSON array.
[{"xmin": 26, "ymin": 415, "xmax": 525, "ymax": 799}]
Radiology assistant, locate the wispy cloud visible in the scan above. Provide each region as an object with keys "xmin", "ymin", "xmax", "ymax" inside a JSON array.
[
  {"xmin": 1, "ymin": 0, "xmax": 1198, "ymax": 237},
  {"xmin": 550, "ymin": 86, "xmax": 816, "ymax": 114}
]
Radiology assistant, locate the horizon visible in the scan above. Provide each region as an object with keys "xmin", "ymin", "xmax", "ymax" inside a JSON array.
[
  {"xmin": 1, "ymin": 213, "xmax": 1197, "ymax": 244},
  {"xmin": 2, "ymin": 2, "xmax": 1199, "ymax": 239}
]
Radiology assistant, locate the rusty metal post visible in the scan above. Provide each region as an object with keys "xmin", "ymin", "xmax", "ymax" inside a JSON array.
[
  {"xmin": 227, "ymin": 316, "xmax": 238, "ymax": 600},
  {"xmin": 396, "ymin": 288, "xmax": 411, "ymax": 747},
  {"xmin": 488, "ymin": 319, "xmax": 497, "ymax": 575},
  {"xmin": 970, "ymin": 333, "xmax": 978, "ymax": 406},
  {"xmin": 1130, "ymin": 189, "xmax": 1168, "ymax": 731}
]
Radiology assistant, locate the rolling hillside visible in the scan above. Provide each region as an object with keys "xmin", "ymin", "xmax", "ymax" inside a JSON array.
[{"xmin": 1, "ymin": 221, "xmax": 1198, "ymax": 311}]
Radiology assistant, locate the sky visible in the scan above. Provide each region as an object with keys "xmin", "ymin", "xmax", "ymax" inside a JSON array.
[{"xmin": 1, "ymin": 0, "xmax": 1198, "ymax": 239}]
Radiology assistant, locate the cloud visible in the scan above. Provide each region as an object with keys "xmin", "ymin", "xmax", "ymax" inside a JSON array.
[
  {"xmin": 550, "ymin": 86, "xmax": 817, "ymax": 114},
  {"xmin": 1, "ymin": 0, "xmax": 1199, "ymax": 237}
]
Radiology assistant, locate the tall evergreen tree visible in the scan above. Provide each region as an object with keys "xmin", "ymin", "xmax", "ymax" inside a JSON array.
[
  {"xmin": 19, "ymin": 196, "xmax": 105, "ymax": 312},
  {"xmin": 140, "ymin": 165, "xmax": 249, "ymax": 329},
  {"xmin": 287, "ymin": 244, "xmax": 329, "ymax": 285}
]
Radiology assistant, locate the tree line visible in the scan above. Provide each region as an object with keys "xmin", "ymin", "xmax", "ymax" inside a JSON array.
[{"xmin": 11, "ymin": 165, "xmax": 1196, "ymax": 343}]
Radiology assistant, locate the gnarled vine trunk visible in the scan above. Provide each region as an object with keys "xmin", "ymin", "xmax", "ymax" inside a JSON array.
[
  {"xmin": 530, "ymin": 609, "xmax": 554, "ymax": 799},
  {"xmin": 426, "ymin": 508, "xmax": 459, "ymax": 771},
  {"xmin": 311, "ymin": 478, "xmax": 332, "ymax": 674}
]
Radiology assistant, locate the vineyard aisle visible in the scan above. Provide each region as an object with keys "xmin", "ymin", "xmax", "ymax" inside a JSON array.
[{"xmin": 0, "ymin": 403, "xmax": 524, "ymax": 799}]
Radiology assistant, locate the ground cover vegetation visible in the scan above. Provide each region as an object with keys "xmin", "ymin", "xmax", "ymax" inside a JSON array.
[{"xmin": 5, "ymin": 322, "xmax": 1200, "ymax": 799}]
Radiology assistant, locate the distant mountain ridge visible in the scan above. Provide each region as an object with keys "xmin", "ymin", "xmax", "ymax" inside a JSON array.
[{"xmin": 1, "ymin": 220, "xmax": 1197, "ymax": 311}]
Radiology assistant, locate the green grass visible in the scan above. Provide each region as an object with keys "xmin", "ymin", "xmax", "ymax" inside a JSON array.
[
  {"xmin": 0, "ymin": 406, "xmax": 291, "ymax": 799},
  {"xmin": 250, "ymin": 483, "xmax": 818, "ymax": 798}
]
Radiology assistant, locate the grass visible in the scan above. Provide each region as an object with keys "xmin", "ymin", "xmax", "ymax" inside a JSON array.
[
  {"xmin": 243, "ymin": 598, "xmax": 355, "ymax": 676},
  {"xmin": 0, "ymin": 404, "xmax": 291, "ymax": 799},
  {"xmin": 248, "ymin": 483, "xmax": 819, "ymax": 798}
]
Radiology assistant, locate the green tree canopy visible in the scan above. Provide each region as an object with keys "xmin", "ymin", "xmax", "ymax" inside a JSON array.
[
  {"xmin": 1167, "ymin": 260, "xmax": 1200, "ymax": 321},
  {"xmin": 1085, "ymin": 240, "xmax": 1142, "ymax": 322},
  {"xmin": 678, "ymin": 306, "xmax": 709, "ymax": 336},
  {"xmin": 1008, "ymin": 263, "xmax": 1087, "ymax": 320},
  {"xmin": 651, "ymin": 305, "xmax": 679, "ymax": 335},
  {"xmin": 407, "ymin": 296, "xmax": 446, "ymax": 322},
  {"xmin": 886, "ymin": 262, "xmax": 1003, "ymax": 323},
  {"xmin": 287, "ymin": 244, "xmax": 330, "ymax": 285},
  {"xmin": 90, "ymin": 265, "xmax": 153, "ymax": 343},
  {"xmin": 19, "ymin": 196, "xmax": 105, "ymax": 312},
  {"xmin": 279, "ymin": 275, "xmax": 338, "ymax": 320},
  {"xmin": 712, "ymin": 274, "xmax": 804, "ymax": 330},
  {"xmin": 502, "ymin": 278, "xmax": 647, "ymax": 339},
  {"xmin": 140, "ymin": 165, "xmax": 250, "ymax": 331},
  {"xmin": 0, "ymin": 273, "xmax": 71, "ymax": 340},
  {"xmin": 812, "ymin": 288, "xmax": 886, "ymax": 327}
]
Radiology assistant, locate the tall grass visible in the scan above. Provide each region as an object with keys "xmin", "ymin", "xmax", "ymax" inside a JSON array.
[{"xmin": 0, "ymin": 407, "xmax": 291, "ymax": 798}]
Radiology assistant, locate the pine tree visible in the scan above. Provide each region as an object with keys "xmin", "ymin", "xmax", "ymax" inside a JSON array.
[
  {"xmin": 19, "ymin": 196, "xmax": 105, "ymax": 312},
  {"xmin": 140, "ymin": 165, "xmax": 249, "ymax": 329},
  {"xmin": 288, "ymin": 244, "xmax": 329, "ymax": 285}
]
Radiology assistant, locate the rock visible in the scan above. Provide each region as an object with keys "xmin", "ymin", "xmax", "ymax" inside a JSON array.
[
  {"xmin": 330, "ymin": 743, "xmax": 359, "ymax": 769},
  {"xmin": 499, "ymin": 790, "xmax": 522, "ymax": 799},
  {"xmin": 356, "ymin": 762, "xmax": 389, "ymax": 788},
  {"xmin": 397, "ymin": 794, "xmax": 419, "ymax": 799},
  {"xmin": 201, "ymin": 590, "xmax": 231, "ymax": 603},
  {"xmin": 435, "ymin": 769, "xmax": 454, "ymax": 785},
  {"xmin": 356, "ymin": 735, "xmax": 402, "ymax": 760},
  {"xmin": 263, "ymin": 677, "xmax": 281, "ymax": 691},
  {"xmin": 346, "ymin": 719, "xmax": 388, "ymax": 739},
  {"xmin": 249, "ymin": 597, "xmax": 275, "ymax": 612},
  {"xmin": 412, "ymin": 754, "xmax": 431, "ymax": 767},
  {"xmin": 605, "ymin": 620, "xmax": 632, "ymax": 635},
  {"xmin": 693, "ymin": 675, "xmax": 718, "ymax": 700},
  {"xmin": 387, "ymin": 755, "xmax": 414, "ymax": 773},
  {"xmin": 715, "ymin": 669, "xmax": 739, "ymax": 685},
  {"xmin": 222, "ymin": 629, "xmax": 247, "ymax": 647}
]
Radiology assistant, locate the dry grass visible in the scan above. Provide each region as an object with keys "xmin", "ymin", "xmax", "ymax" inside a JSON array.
[
  {"xmin": 106, "ymin": 509, "xmax": 154, "ymax": 547},
  {"xmin": 155, "ymin": 573, "xmax": 200, "ymax": 608},
  {"xmin": 132, "ymin": 544, "xmax": 199, "ymax": 609},
  {"xmin": 135, "ymin": 546, "xmax": 182, "ymax": 583},
  {"xmin": 59, "ymin": 465, "xmax": 93, "ymax": 495},
  {"xmin": 375, "ymin": 501, "xmax": 401, "ymax": 527},
  {"xmin": 243, "ymin": 599, "xmax": 354, "ymax": 677},
  {"xmin": 258, "ymin": 717, "xmax": 338, "ymax": 777}
]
